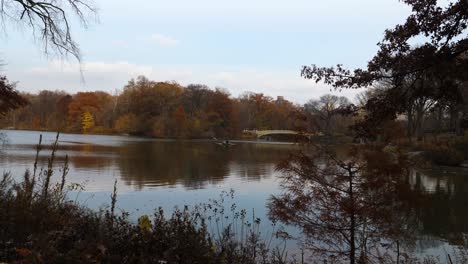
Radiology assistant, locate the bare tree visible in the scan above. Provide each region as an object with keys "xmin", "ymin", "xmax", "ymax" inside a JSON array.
[
  {"xmin": 304, "ymin": 94, "xmax": 350, "ymax": 135},
  {"xmin": 0, "ymin": 0, "xmax": 97, "ymax": 116},
  {"xmin": 1, "ymin": 0, "xmax": 97, "ymax": 61}
]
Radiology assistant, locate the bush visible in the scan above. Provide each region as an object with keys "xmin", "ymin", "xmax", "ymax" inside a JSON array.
[
  {"xmin": 454, "ymin": 135, "xmax": 468, "ymax": 160},
  {"xmin": 410, "ymin": 136, "xmax": 467, "ymax": 166},
  {"xmin": 420, "ymin": 143, "xmax": 464, "ymax": 166}
]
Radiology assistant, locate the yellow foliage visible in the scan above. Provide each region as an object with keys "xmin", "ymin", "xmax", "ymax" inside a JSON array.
[
  {"xmin": 138, "ymin": 215, "xmax": 152, "ymax": 232},
  {"xmin": 81, "ymin": 111, "xmax": 94, "ymax": 133}
]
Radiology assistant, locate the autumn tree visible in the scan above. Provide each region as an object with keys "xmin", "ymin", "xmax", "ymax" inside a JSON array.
[
  {"xmin": 205, "ymin": 88, "xmax": 234, "ymax": 138},
  {"xmin": 67, "ymin": 92, "xmax": 99, "ymax": 131},
  {"xmin": 178, "ymin": 85, "xmax": 241, "ymax": 138},
  {"xmin": 55, "ymin": 94, "xmax": 73, "ymax": 130},
  {"xmin": 267, "ymin": 96, "xmax": 300, "ymax": 131},
  {"xmin": 0, "ymin": 91, "xmax": 72, "ymax": 130},
  {"xmin": 91, "ymin": 91, "xmax": 115, "ymax": 130},
  {"xmin": 170, "ymin": 106, "xmax": 188, "ymax": 138},
  {"xmin": 29, "ymin": 90, "xmax": 69, "ymax": 130},
  {"xmin": 180, "ymin": 84, "xmax": 211, "ymax": 117},
  {"xmin": 114, "ymin": 114, "xmax": 138, "ymax": 134},
  {"xmin": 238, "ymin": 93, "xmax": 275, "ymax": 130},
  {"xmin": 179, "ymin": 84, "xmax": 213, "ymax": 137},
  {"xmin": 237, "ymin": 95, "xmax": 304, "ymax": 133},
  {"xmin": 81, "ymin": 111, "xmax": 94, "ymax": 133},
  {"xmin": 301, "ymin": 0, "xmax": 468, "ymax": 139},
  {"xmin": 117, "ymin": 76, "xmax": 157, "ymax": 133},
  {"xmin": 117, "ymin": 77, "xmax": 184, "ymax": 136}
]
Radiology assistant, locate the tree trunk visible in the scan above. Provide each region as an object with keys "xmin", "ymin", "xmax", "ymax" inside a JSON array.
[
  {"xmin": 349, "ymin": 169, "xmax": 356, "ymax": 264},
  {"xmin": 414, "ymin": 100, "xmax": 425, "ymax": 142},
  {"xmin": 415, "ymin": 110, "xmax": 424, "ymax": 141},
  {"xmin": 437, "ymin": 106, "xmax": 443, "ymax": 135},
  {"xmin": 461, "ymin": 82, "xmax": 468, "ymax": 136},
  {"xmin": 406, "ymin": 106, "xmax": 413, "ymax": 144},
  {"xmin": 449, "ymin": 105, "xmax": 457, "ymax": 133},
  {"xmin": 455, "ymin": 106, "xmax": 462, "ymax": 136}
]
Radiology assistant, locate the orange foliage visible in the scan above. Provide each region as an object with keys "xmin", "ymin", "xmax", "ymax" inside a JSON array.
[{"xmin": 67, "ymin": 92, "xmax": 100, "ymax": 131}]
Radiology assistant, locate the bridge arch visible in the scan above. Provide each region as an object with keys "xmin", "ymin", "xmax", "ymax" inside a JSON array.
[{"xmin": 243, "ymin": 130, "xmax": 312, "ymax": 140}]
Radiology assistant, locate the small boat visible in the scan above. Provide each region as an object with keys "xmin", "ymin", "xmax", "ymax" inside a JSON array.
[{"xmin": 215, "ymin": 140, "xmax": 236, "ymax": 147}]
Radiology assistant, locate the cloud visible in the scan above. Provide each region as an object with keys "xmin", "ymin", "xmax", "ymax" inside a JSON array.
[
  {"xmin": 30, "ymin": 61, "xmax": 154, "ymax": 76},
  {"xmin": 22, "ymin": 61, "xmax": 192, "ymax": 93},
  {"xmin": 149, "ymin": 33, "xmax": 179, "ymax": 46},
  {"xmin": 215, "ymin": 72, "xmax": 235, "ymax": 83},
  {"xmin": 208, "ymin": 69, "xmax": 365, "ymax": 104}
]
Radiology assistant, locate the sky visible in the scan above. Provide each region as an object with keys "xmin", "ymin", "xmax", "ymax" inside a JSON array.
[{"xmin": 0, "ymin": 0, "xmax": 412, "ymax": 104}]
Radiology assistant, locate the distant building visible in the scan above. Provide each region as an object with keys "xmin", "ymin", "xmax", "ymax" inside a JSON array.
[{"xmin": 276, "ymin": 96, "xmax": 285, "ymax": 104}]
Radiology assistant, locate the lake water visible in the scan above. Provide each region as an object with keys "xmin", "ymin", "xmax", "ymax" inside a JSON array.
[{"xmin": 1, "ymin": 130, "xmax": 467, "ymax": 260}]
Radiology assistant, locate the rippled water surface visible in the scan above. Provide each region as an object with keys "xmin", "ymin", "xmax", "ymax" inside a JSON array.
[{"xmin": 0, "ymin": 130, "xmax": 293, "ymax": 220}]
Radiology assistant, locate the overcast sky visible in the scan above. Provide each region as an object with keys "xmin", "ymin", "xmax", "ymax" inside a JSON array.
[{"xmin": 0, "ymin": 0, "xmax": 412, "ymax": 104}]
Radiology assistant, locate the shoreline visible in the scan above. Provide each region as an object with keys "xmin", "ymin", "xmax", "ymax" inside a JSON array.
[{"xmin": 0, "ymin": 128, "xmax": 300, "ymax": 146}]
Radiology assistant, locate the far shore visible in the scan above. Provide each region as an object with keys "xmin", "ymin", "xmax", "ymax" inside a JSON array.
[{"xmin": 1, "ymin": 128, "xmax": 303, "ymax": 146}]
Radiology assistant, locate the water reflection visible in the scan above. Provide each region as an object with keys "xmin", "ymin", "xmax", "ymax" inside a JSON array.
[
  {"xmin": 114, "ymin": 141, "xmax": 293, "ymax": 189},
  {"xmin": 0, "ymin": 130, "xmax": 294, "ymax": 191},
  {"xmin": 1, "ymin": 130, "xmax": 467, "ymax": 257},
  {"xmin": 408, "ymin": 168, "xmax": 468, "ymax": 250}
]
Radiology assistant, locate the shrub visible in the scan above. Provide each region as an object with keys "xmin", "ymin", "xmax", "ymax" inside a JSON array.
[
  {"xmin": 454, "ymin": 135, "xmax": 468, "ymax": 160},
  {"xmin": 421, "ymin": 143, "xmax": 464, "ymax": 166},
  {"xmin": 411, "ymin": 136, "xmax": 467, "ymax": 166}
]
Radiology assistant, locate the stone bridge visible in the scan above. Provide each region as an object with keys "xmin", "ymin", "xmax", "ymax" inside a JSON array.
[{"xmin": 243, "ymin": 130, "xmax": 312, "ymax": 139}]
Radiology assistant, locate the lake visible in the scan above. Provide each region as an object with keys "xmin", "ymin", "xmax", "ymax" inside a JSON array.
[{"xmin": 1, "ymin": 130, "xmax": 467, "ymax": 260}]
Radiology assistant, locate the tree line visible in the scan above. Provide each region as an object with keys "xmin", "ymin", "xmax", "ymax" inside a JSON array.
[
  {"xmin": 3, "ymin": 73, "xmax": 466, "ymax": 142},
  {"xmin": 2, "ymin": 76, "xmax": 352, "ymax": 139}
]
